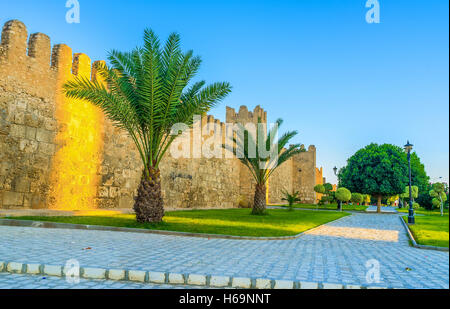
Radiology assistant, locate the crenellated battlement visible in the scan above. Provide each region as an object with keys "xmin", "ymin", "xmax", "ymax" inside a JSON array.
[
  {"xmin": 226, "ymin": 105, "xmax": 267, "ymax": 125},
  {"xmin": 0, "ymin": 20, "xmax": 102, "ymax": 99}
]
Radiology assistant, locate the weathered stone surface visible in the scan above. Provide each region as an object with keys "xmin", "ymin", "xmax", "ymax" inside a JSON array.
[
  {"xmin": 43, "ymin": 265, "xmax": 62, "ymax": 276},
  {"xmin": 187, "ymin": 274, "xmax": 206, "ymax": 286},
  {"xmin": 210, "ymin": 275, "xmax": 230, "ymax": 287},
  {"xmin": 82, "ymin": 267, "xmax": 106, "ymax": 279},
  {"xmin": 168, "ymin": 273, "xmax": 185, "ymax": 284},
  {"xmin": 231, "ymin": 277, "xmax": 251, "ymax": 289},
  {"xmin": 107, "ymin": 269, "xmax": 125, "ymax": 281},
  {"xmin": 25, "ymin": 263, "xmax": 41, "ymax": 274},
  {"xmin": 274, "ymin": 280, "xmax": 294, "ymax": 289},
  {"xmin": 6, "ymin": 262, "xmax": 22, "ymax": 273},
  {"xmin": 0, "ymin": 20, "xmax": 321, "ymax": 211},
  {"xmin": 148, "ymin": 271, "xmax": 165, "ymax": 284},
  {"xmin": 128, "ymin": 270, "xmax": 146, "ymax": 282},
  {"xmin": 255, "ymin": 278, "xmax": 272, "ymax": 289}
]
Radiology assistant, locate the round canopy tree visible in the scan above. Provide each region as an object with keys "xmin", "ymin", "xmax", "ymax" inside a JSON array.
[
  {"xmin": 429, "ymin": 183, "xmax": 448, "ymax": 216},
  {"xmin": 339, "ymin": 143, "xmax": 409, "ymax": 213},
  {"xmin": 314, "ymin": 184, "xmax": 325, "ymax": 194},
  {"xmin": 351, "ymin": 193, "xmax": 364, "ymax": 205},
  {"xmin": 335, "ymin": 187, "xmax": 351, "ymax": 210}
]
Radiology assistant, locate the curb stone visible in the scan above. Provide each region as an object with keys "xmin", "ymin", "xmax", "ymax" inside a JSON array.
[
  {"xmin": 0, "ymin": 260, "xmax": 393, "ymax": 289},
  {"xmin": 107, "ymin": 269, "xmax": 126, "ymax": 281},
  {"xmin": 26, "ymin": 264, "xmax": 41, "ymax": 275},
  {"xmin": 168, "ymin": 273, "xmax": 185, "ymax": 284},
  {"xmin": 6, "ymin": 262, "xmax": 23, "ymax": 274}
]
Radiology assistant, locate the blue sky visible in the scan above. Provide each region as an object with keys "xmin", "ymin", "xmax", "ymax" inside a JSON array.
[{"xmin": 1, "ymin": 0, "xmax": 448, "ymax": 184}]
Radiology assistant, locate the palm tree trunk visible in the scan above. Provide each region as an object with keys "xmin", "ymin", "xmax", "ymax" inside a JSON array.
[
  {"xmin": 134, "ymin": 166, "xmax": 165, "ymax": 223},
  {"xmin": 252, "ymin": 184, "xmax": 266, "ymax": 215}
]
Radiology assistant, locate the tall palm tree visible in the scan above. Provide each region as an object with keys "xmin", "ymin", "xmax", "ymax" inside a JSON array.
[
  {"xmin": 63, "ymin": 29, "xmax": 232, "ymax": 223},
  {"xmin": 227, "ymin": 119, "xmax": 304, "ymax": 215}
]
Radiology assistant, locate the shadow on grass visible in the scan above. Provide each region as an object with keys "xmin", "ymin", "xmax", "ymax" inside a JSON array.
[{"xmin": 6, "ymin": 209, "xmax": 348, "ymax": 237}]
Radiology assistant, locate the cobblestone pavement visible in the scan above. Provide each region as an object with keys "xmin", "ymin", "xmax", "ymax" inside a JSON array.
[
  {"xmin": 0, "ymin": 213, "xmax": 448, "ymax": 289},
  {"xmin": 0, "ymin": 272, "xmax": 211, "ymax": 289}
]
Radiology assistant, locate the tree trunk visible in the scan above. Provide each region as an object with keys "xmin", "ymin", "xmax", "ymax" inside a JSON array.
[
  {"xmin": 133, "ymin": 166, "xmax": 164, "ymax": 223},
  {"xmin": 377, "ymin": 195, "xmax": 382, "ymax": 213},
  {"xmin": 252, "ymin": 184, "xmax": 267, "ymax": 215}
]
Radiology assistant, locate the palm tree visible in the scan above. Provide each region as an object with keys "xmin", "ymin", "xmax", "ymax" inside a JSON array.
[
  {"xmin": 281, "ymin": 189, "xmax": 301, "ymax": 211},
  {"xmin": 63, "ymin": 29, "xmax": 232, "ymax": 223},
  {"xmin": 226, "ymin": 118, "xmax": 304, "ymax": 215}
]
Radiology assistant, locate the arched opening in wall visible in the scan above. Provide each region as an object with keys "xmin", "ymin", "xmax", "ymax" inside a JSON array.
[{"xmin": 47, "ymin": 51, "xmax": 104, "ymax": 210}]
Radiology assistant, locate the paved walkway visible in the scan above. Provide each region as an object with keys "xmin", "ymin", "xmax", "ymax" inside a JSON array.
[
  {"xmin": 0, "ymin": 213, "xmax": 448, "ymax": 289},
  {"xmin": 365, "ymin": 206, "xmax": 398, "ymax": 213}
]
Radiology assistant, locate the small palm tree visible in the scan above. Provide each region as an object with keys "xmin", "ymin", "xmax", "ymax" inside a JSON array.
[
  {"xmin": 63, "ymin": 29, "xmax": 232, "ymax": 223},
  {"xmin": 281, "ymin": 189, "xmax": 301, "ymax": 211},
  {"xmin": 226, "ymin": 118, "xmax": 304, "ymax": 215}
]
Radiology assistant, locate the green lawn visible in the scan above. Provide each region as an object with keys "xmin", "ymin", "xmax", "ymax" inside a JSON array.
[
  {"xmin": 397, "ymin": 207, "xmax": 448, "ymax": 216},
  {"xmin": 3, "ymin": 208, "xmax": 349, "ymax": 237},
  {"xmin": 403, "ymin": 214, "xmax": 449, "ymax": 248},
  {"xmin": 275, "ymin": 203, "xmax": 368, "ymax": 212}
]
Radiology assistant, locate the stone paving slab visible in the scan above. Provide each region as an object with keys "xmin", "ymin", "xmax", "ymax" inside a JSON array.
[
  {"xmin": 365, "ymin": 206, "xmax": 398, "ymax": 213},
  {"xmin": 0, "ymin": 213, "xmax": 448, "ymax": 289}
]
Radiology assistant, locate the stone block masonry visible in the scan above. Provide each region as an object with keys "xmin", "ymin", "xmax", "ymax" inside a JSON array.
[{"xmin": 0, "ymin": 19, "xmax": 322, "ymax": 210}]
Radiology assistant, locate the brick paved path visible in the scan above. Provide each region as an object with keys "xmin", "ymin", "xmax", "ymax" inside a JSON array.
[{"xmin": 0, "ymin": 213, "xmax": 448, "ymax": 289}]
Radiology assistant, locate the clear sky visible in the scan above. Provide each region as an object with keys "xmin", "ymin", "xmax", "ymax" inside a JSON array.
[{"xmin": 1, "ymin": 0, "xmax": 448, "ymax": 184}]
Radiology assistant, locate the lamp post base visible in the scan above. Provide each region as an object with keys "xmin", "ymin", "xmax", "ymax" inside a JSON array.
[{"xmin": 408, "ymin": 209, "xmax": 415, "ymax": 224}]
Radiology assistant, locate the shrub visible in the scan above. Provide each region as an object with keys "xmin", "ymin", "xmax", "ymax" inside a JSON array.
[
  {"xmin": 281, "ymin": 190, "xmax": 301, "ymax": 211},
  {"xmin": 416, "ymin": 192, "xmax": 433, "ymax": 210},
  {"xmin": 336, "ymin": 188, "xmax": 352, "ymax": 202},
  {"xmin": 323, "ymin": 183, "xmax": 333, "ymax": 192},
  {"xmin": 429, "ymin": 182, "xmax": 448, "ymax": 216},
  {"xmin": 351, "ymin": 193, "xmax": 363, "ymax": 205},
  {"xmin": 314, "ymin": 184, "xmax": 325, "ymax": 194},
  {"xmin": 413, "ymin": 202, "xmax": 420, "ymax": 209},
  {"xmin": 432, "ymin": 198, "xmax": 441, "ymax": 208}
]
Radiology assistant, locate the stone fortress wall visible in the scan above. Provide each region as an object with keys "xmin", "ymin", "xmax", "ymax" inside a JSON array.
[{"xmin": 0, "ymin": 20, "xmax": 322, "ymax": 210}]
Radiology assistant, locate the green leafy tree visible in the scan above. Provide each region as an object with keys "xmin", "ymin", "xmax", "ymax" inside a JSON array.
[
  {"xmin": 429, "ymin": 183, "xmax": 448, "ymax": 216},
  {"xmin": 387, "ymin": 195, "xmax": 399, "ymax": 206},
  {"xmin": 400, "ymin": 185, "xmax": 418, "ymax": 207},
  {"xmin": 314, "ymin": 184, "xmax": 325, "ymax": 205},
  {"xmin": 335, "ymin": 187, "xmax": 351, "ymax": 210},
  {"xmin": 316, "ymin": 183, "xmax": 334, "ymax": 205},
  {"xmin": 362, "ymin": 194, "xmax": 371, "ymax": 206},
  {"xmin": 339, "ymin": 143, "xmax": 408, "ymax": 213},
  {"xmin": 64, "ymin": 29, "xmax": 232, "ymax": 223},
  {"xmin": 401, "ymin": 185, "xmax": 418, "ymax": 200},
  {"xmin": 281, "ymin": 190, "xmax": 301, "ymax": 211},
  {"xmin": 226, "ymin": 119, "xmax": 304, "ymax": 215},
  {"xmin": 314, "ymin": 184, "xmax": 325, "ymax": 194},
  {"xmin": 409, "ymin": 152, "xmax": 430, "ymax": 195},
  {"xmin": 351, "ymin": 193, "xmax": 364, "ymax": 205},
  {"xmin": 323, "ymin": 183, "xmax": 333, "ymax": 192}
]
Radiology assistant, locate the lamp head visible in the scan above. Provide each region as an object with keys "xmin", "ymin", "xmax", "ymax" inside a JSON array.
[
  {"xmin": 333, "ymin": 166, "xmax": 338, "ymax": 175},
  {"xmin": 404, "ymin": 140, "xmax": 413, "ymax": 153}
]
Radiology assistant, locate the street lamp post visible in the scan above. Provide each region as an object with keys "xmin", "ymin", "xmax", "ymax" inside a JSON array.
[
  {"xmin": 333, "ymin": 166, "xmax": 341, "ymax": 211},
  {"xmin": 404, "ymin": 141, "xmax": 415, "ymax": 224}
]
